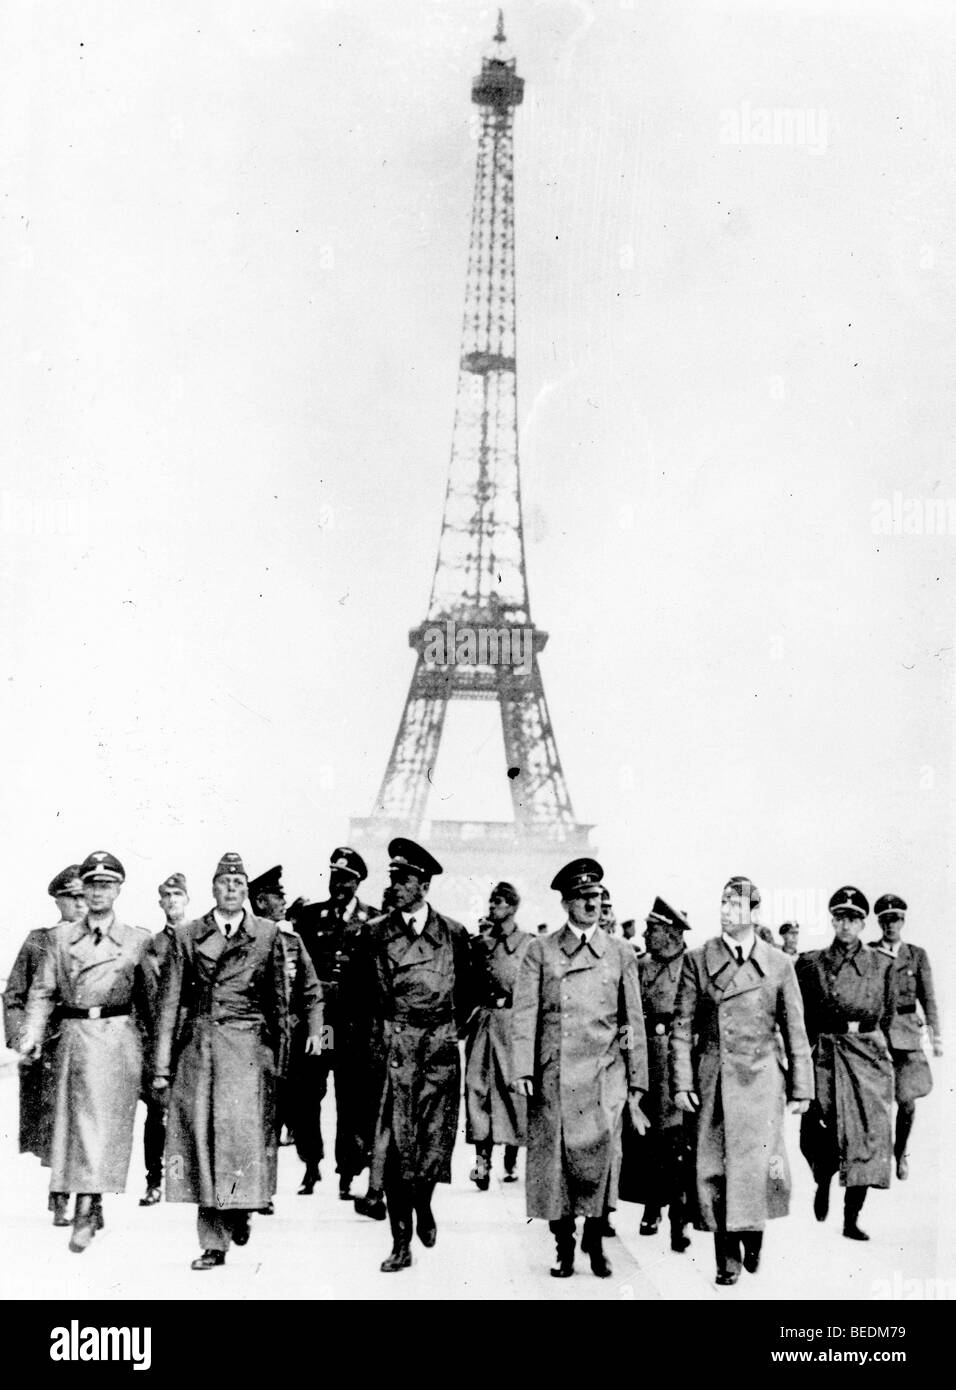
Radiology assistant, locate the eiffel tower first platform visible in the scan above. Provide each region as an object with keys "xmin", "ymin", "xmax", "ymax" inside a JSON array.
[{"xmin": 351, "ymin": 17, "xmax": 592, "ymax": 926}]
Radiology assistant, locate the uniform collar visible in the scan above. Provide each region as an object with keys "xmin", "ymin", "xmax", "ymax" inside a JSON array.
[
  {"xmin": 721, "ymin": 928, "xmax": 755, "ymax": 960},
  {"xmin": 876, "ymin": 938, "xmax": 902, "ymax": 958},
  {"xmin": 560, "ymin": 922, "xmax": 605, "ymax": 957},
  {"xmin": 824, "ymin": 937, "xmax": 866, "ymax": 973}
]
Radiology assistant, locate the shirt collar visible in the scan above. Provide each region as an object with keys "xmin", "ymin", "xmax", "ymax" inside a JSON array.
[
  {"xmin": 567, "ymin": 922, "xmax": 599, "ymax": 945},
  {"xmin": 213, "ymin": 908, "xmax": 244, "ymax": 934},
  {"xmin": 877, "ymin": 938, "xmax": 901, "ymax": 958},
  {"xmin": 341, "ymin": 895, "xmax": 358, "ymax": 923},
  {"xmin": 722, "ymin": 928, "xmax": 755, "ymax": 959},
  {"xmin": 403, "ymin": 902, "xmax": 429, "ymax": 935}
]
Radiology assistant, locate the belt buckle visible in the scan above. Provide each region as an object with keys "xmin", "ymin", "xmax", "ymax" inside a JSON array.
[
  {"xmin": 88, "ymin": 1006, "xmax": 102, "ymax": 1020},
  {"xmin": 847, "ymin": 1020, "xmax": 859, "ymax": 1034},
  {"xmin": 495, "ymin": 997, "xmax": 507, "ymax": 1009}
]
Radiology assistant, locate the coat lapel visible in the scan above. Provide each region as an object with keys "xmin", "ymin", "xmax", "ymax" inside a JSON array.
[
  {"xmin": 194, "ymin": 912, "xmax": 227, "ymax": 970},
  {"xmin": 557, "ymin": 924, "xmax": 600, "ymax": 975}
]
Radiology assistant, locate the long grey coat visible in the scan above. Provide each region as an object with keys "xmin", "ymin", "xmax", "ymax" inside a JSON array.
[
  {"xmin": 511, "ymin": 925, "xmax": 648, "ymax": 1220},
  {"xmin": 3, "ymin": 926, "xmax": 59, "ymax": 1161},
  {"xmin": 21, "ymin": 919, "xmax": 151, "ymax": 1192},
  {"xmin": 153, "ymin": 910, "xmax": 323, "ymax": 1209},
  {"xmin": 671, "ymin": 936, "xmax": 813, "ymax": 1233},
  {"xmin": 464, "ymin": 923, "xmax": 534, "ymax": 1147}
]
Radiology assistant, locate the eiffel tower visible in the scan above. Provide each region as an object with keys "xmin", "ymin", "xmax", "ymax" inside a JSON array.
[{"xmin": 351, "ymin": 16, "xmax": 591, "ymax": 924}]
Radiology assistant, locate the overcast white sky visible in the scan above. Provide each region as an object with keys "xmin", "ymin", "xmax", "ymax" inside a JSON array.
[{"xmin": 1, "ymin": 1, "xmax": 954, "ymax": 973}]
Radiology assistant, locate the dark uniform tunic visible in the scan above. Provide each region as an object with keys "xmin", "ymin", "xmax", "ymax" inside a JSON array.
[
  {"xmin": 358, "ymin": 906, "xmax": 473, "ymax": 1187},
  {"xmin": 21, "ymin": 919, "xmax": 152, "ymax": 1193},
  {"xmin": 464, "ymin": 922, "xmax": 533, "ymax": 1147},
  {"xmin": 874, "ymin": 941, "xmax": 938, "ymax": 1103},
  {"xmin": 3, "ymin": 926, "xmax": 59, "ymax": 1162},
  {"xmin": 619, "ymin": 949, "xmax": 691, "ymax": 1211},
  {"xmin": 293, "ymin": 896, "xmax": 378, "ymax": 1178},
  {"xmin": 153, "ymin": 910, "xmax": 323, "ymax": 1210},
  {"xmin": 141, "ymin": 924, "xmax": 177, "ymax": 1188},
  {"xmin": 796, "ymin": 941, "xmax": 896, "ymax": 1189}
]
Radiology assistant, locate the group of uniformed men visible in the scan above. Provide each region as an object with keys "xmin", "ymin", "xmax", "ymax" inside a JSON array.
[{"xmin": 2, "ymin": 843, "xmax": 941, "ymax": 1286}]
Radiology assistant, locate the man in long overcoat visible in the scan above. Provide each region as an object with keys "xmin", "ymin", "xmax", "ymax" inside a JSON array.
[
  {"xmin": 354, "ymin": 838, "xmax": 474, "ymax": 1273},
  {"xmin": 292, "ymin": 846, "xmax": 378, "ymax": 1200},
  {"xmin": 796, "ymin": 886, "xmax": 896, "ymax": 1240},
  {"xmin": 671, "ymin": 875, "xmax": 813, "ymax": 1285},
  {"xmin": 19, "ymin": 851, "xmax": 152, "ymax": 1253},
  {"xmin": 511, "ymin": 858, "xmax": 649, "ymax": 1280},
  {"xmin": 151, "ymin": 852, "xmax": 323, "ymax": 1270},
  {"xmin": 465, "ymin": 881, "xmax": 532, "ymax": 1189},
  {"xmin": 3, "ymin": 864, "xmax": 87, "ymax": 1224},
  {"xmin": 871, "ymin": 893, "xmax": 941, "ymax": 1180},
  {"xmin": 619, "ymin": 896, "xmax": 693, "ymax": 1252}
]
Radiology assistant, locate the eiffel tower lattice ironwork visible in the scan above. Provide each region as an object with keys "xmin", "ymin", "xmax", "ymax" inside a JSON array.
[{"xmin": 352, "ymin": 16, "xmax": 591, "ymax": 908}]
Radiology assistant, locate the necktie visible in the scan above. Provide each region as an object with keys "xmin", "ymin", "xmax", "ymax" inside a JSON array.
[
  {"xmin": 735, "ymin": 944, "xmax": 744, "ymax": 964},
  {"xmin": 91, "ymin": 927, "xmax": 102, "ymax": 947}
]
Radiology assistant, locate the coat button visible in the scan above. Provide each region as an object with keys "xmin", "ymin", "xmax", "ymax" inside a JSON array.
[
  {"xmin": 391, "ymin": 1060, "xmax": 400, "ymax": 1068},
  {"xmin": 655, "ymin": 1023, "xmax": 665, "ymax": 1036}
]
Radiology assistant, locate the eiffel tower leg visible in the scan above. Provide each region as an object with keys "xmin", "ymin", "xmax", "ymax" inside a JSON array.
[
  {"xmin": 375, "ymin": 656, "xmax": 451, "ymax": 827},
  {"xmin": 498, "ymin": 660, "xmax": 575, "ymax": 831}
]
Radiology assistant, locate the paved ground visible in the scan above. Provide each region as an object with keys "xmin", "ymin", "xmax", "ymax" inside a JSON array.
[{"xmin": 0, "ymin": 1060, "xmax": 950, "ymax": 1301}]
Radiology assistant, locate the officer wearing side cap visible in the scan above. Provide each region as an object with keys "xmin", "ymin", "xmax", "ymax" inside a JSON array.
[
  {"xmin": 511, "ymin": 859, "xmax": 649, "ymax": 1280},
  {"xmin": 871, "ymin": 893, "xmax": 941, "ymax": 1181},
  {"xmin": 796, "ymin": 887, "xmax": 896, "ymax": 1241},
  {"xmin": 465, "ymin": 881, "xmax": 532, "ymax": 1190},
  {"xmin": 139, "ymin": 871, "xmax": 191, "ymax": 1207},
  {"xmin": 672, "ymin": 876, "xmax": 813, "ymax": 1286},
  {"xmin": 3, "ymin": 864, "xmax": 87, "ymax": 1225},
  {"xmin": 293, "ymin": 847, "xmax": 379, "ymax": 1201},
  {"xmin": 353, "ymin": 838, "xmax": 474, "ymax": 1273},
  {"xmin": 151, "ymin": 851, "xmax": 324, "ymax": 1271},
  {"xmin": 19, "ymin": 852, "xmax": 152, "ymax": 1253},
  {"xmin": 619, "ymin": 897, "xmax": 693, "ymax": 1253}
]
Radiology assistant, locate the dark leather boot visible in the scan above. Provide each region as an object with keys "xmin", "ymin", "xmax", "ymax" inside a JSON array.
[
  {"xmin": 503, "ymin": 1145, "xmax": 519, "ymax": 1182},
  {"xmin": 549, "ymin": 1219, "xmax": 575, "ymax": 1278},
  {"xmin": 380, "ymin": 1210, "xmax": 413, "ymax": 1272},
  {"xmin": 69, "ymin": 1195, "xmax": 97, "ymax": 1254},
  {"xmin": 843, "ymin": 1188, "xmax": 869, "ymax": 1241},
  {"xmin": 191, "ymin": 1250, "xmax": 226, "ymax": 1271},
  {"xmin": 338, "ymin": 1173, "xmax": 353, "ymax": 1201},
  {"xmin": 92, "ymin": 1195, "xmax": 104, "ymax": 1231},
  {"xmin": 50, "ymin": 1193, "xmax": 71, "ymax": 1227},
  {"xmin": 813, "ymin": 1175, "xmax": 831, "ymax": 1222},
  {"xmin": 231, "ymin": 1211, "xmax": 251, "ymax": 1246},
  {"xmin": 640, "ymin": 1204, "xmax": 661, "ymax": 1236},
  {"xmin": 742, "ymin": 1231, "xmax": 763, "ymax": 1273},
  {"xmin": 140, "ymin": 1185, "xmax": 161, "ymax": 1207},
  {"xmin": 414, "ymin": 1181, "xmax": 437, "ymax": 1247},
  {"xmin": 354, "ymin": 1190, "xmax": 387, "ymax": 1221},
  {"xmin": 298, "ymin": 1166, "xmax": 320, "ymax": 1195},
  {"xmin": 581, "ymin": 1217, "xmax": 612, "ymax": 1277}
]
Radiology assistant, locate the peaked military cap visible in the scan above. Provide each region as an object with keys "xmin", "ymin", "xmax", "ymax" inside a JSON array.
[
  {"xmin": 828, "ymin": 885, "xmax": 869, "ymax": 919},
  {"xmin": 329, "ymin": 847, "xmax": 368, "ymax": 882},
  {"xmin": 645, "ymin": 896, "xmax": 691, "ymax": 932},
  {"xmin": 213, "ymin": 851, "xmax": 247, "ymax": 880},
  {"xmin": 490, "ymin": 880, "xmax": 520, "ymax": 906},
  {"xmin": 158, "ymin": 871, "xmax": 188, "ymax": 895},
  {"xmin": 874, "ymin": 893, "xmax": 907, "ymax": 918},
  {"xmin": 388, "ymin": 838, "xmax": 442, "ymax": 878},
  {"xmin": 248, "ymin": 866, "xmax": 284, "ymax": 901},
  {"xmin": 551, "ymin": 857, "xmax": 604, "ymax": 896},
  {"xmin": 79, "ymin": 851, "xmax": 125, "ymax": 883},
  {"xmin": 723, "ymin": 875, "xmax": 761, "ymax": 907},
  {"xmin": 778, "ymin": 920, "xmax": 799, "ymax": 936},
  {"xmin": 48, "ymin": 864, "xmax": 84, "ymax": 897}
]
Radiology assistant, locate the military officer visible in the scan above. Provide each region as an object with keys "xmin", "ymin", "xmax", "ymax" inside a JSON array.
[
  {"xmin": 353, "ymin": 838, "xmax": 474, "ymax": 1272},
  {"xmin": 511, "ymin": 859, "xmax": 649, "ymax": 1280},
  {"xmin": 619, "ymin": 897, "xmax": 693, "ymax": 1253},
  {"xmin": 672, "ymin": 876, "xmax": 813, "ymax": 1286},
  {"xmin": 294, "ymin": 847, "xmax": 378, "ymax": 1201},
  {"xmin": 871, "ymin": 893, "xmax": 940, "ymax": 1181},
  {"xmin": 599, "ymin": 886, "xmax": 618, "ymax": 935},
  {"xmin": 152, "ymin": 852, "xmax": 323, "ymax": 1270},
  {"xmin": 465, "ymin": 881, "xmax": 532, "ymax": 1190},
  {"xmin": 19, "ymin": 852, "xmax": 152, "ymax": 1252},
  {"xmin": 779, "ymin": 921, "xmax": 800, "ymax": 956},
  {"xmin": 3, "ymin": 864, "xmax": 87, "ymax": 1224},
  {"xmin": 139, "ymin": 871, "xmax": 190, "ymax": 1207},
  {"xmin": 796, "ymin": 887, "xmax": 896, "ymax": 1241}
]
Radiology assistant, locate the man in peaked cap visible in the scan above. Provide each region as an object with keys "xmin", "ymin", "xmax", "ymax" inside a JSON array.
[
  {"xmin": 796, "ymin": 887, "xmax": 896, "ymax": 1241},
  {"xmin": 620, "ymin": 898, "xmax": 693, "ymax": 1253},
  {"xmin": 18, "ymin": 852, "xmax": 152, "ymax": 1252},
  {"xmin": 511, "ymin": 859, "xmax": 649, "ymax": 1279},
  {"xmin": 293, "ymin": 846, "xmax": 379, "ymax": 1201},
  {"xmin": 352, "ymin": 837, "xmax": 475, "ymax": 1271},
  {"xmin": 3, "ymin": 865, "xmax": 87, "ymax": 1223},
  {"xmin": 151, "ymin": 852, "xmax": 323, "ymax": 1270},
  {"xmin": 138, "ymin": 872, "xmax": 191, "ymax": 1208},
  {"xmin": 672, "ymin": 876, "xmax": 813, "ymax": 1285},
  {"xmin": 778, "ymin": 922, "xmax": 800, "ymax": 956},
  {"xmin": 871, "ymin": 894, "xmax": 941, "ymax": 1181},
  {"xmin": 465, "ymin": 881, "xmax": 532, "ymax": 1191}
]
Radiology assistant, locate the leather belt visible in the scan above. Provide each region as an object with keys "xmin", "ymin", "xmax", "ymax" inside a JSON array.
[
  {"xmin": 61, "ymin": 1005, "xmax": 131, "ymax": 1020},
  {"xmin": 828, "ymin": 1020, "xmax": 874, "ymax": 1035},
  {"xmin": 897, "ymin": 1004, "xmax": 917, "ymax": 1015}
]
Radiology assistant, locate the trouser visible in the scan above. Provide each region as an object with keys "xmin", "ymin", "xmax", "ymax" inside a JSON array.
[
  {"xmin": 197, "ymin": 1207, "xmax": 249, "ymax": 1253},
  {"xmin": 294, "ymin": 1051, "xmax": 361, "ymax": 1176},
  {"xmin": 475, "ymin": 1138, "xmax": 519, "ymax": 1171},
  {"xmin": 895, "ymin": 1100, "xmax": 916, "ymax": 1159},
  {"xmin": 143, "ymin": 1090, "xmax": 167, "ymax": 1187},
  {"xmin": 383, "ymin": 1148, "xmax": 434, "ymax": 1247},
  {"xmin": 714, "ymin": 1230, "xmax": 763, "ymax": 1277}
]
